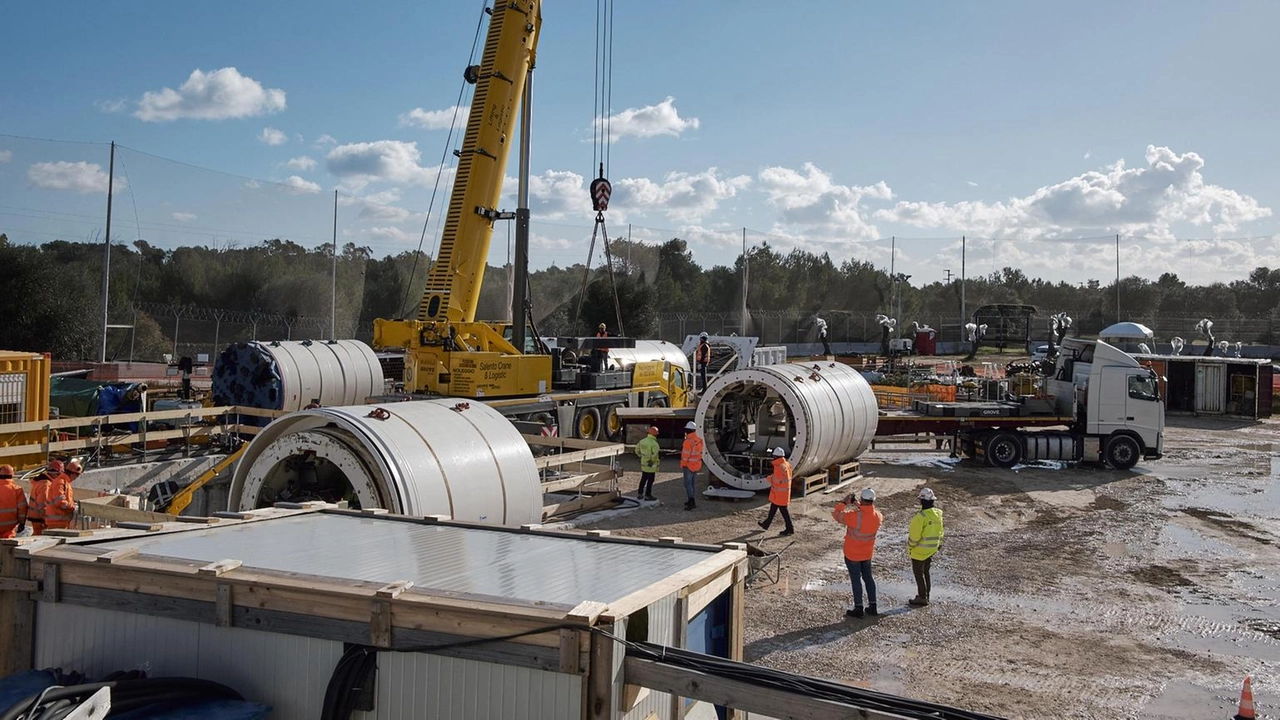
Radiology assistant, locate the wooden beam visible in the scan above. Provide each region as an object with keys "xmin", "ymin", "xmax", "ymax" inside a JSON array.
[
  {"xmin": 0, "ymin": 545, "xmax": 34, "ymax": 676},
  {"xmin": 542, "ymin": 492, "xmax": 618, "ymax": 521},
  {"xmin": 587, "ymin": 621, "xmax": 619, "ymax": 720},
  {"xmin": 624, "ymin": 657, "xmax": 912, "ymax": 720},
  {"xmin": 197, "ymin": 559, "xmax": 243, "ymax": 577},
  {"xmin": 77, "ymin": 497, "xmax": 176, "ymax": 525},
  {"xmin": 602, "ymin": 550, "xmax": 746, "ymax": 622},
  {"xmin": 534, "ymin": 445, "xmax": 624, "ymax": 469},
  {"xmin": 685, "ymin": 568, "xmax": 736, "ymax": 618}
]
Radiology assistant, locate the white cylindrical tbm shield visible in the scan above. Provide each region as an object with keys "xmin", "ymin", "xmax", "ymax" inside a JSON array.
[
  {"xmin": 694, "ymin": 361, "xmax": 879, "ymax": 490},
  {"xmin": 212, "ymin": 339, "xmax": 383, "ymax": 412},
  {"xmin": 229, "ymin": 399, "xmax": 541, "ymax": 527}
]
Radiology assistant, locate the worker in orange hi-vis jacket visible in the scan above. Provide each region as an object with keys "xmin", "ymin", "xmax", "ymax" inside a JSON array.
[
  {"xmin": 757, "ymin": 446, "xmax": 795, "ymax": 536},
  {"xmin": 40, "ymin": 459, "xmax": 77, "ymax": 532},
  {"xmin": 0, "ymin": 465, "xmax": 28, "ymax": 539},
  {"xmin": 833, "ymin": 487, "xmax": 884, "ymax": 618},
  {"xmin": 679, "ymin": 421, "xmax": 704, "ymax": 511}
]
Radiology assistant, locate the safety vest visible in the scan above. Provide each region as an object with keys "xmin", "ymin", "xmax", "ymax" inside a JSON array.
[
  {"xmin": 696, "ymin": 342, "xmax": 711, "ymax": 364},
  {"xmin": 42, "ymin": 473, "xmax": 76, "ymax": 529},
  {"xmin": 636, "ymin": 434, "xmax": 661, "ymax": 473},
  {"xmin": 0, "ymin": 481, "xmax": 28, "ymax": 538},
  {"xmin": 596, "ymin": 331, "xmax": 610, "ymax": 354},
  {"xmin": 768, "ymin": 458, "xmax": 792, "ymax": 507},
  {"xmin": 27, "ymin": 478, "xmax": 50, "ymax": 524},
  {"xmin": 833, "ymin": 502, "xmax": 882, "ymax": 561},
  {"xmin": 680, "ymin": 434, "xmax": 704, "ymax": 472},
  {"xmin": 908, "ymin": 507, "xmax": 944, "ymax": 561}
]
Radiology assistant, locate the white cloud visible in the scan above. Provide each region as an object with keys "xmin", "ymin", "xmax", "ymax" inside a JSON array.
[
  {"xmin": 170, "ymin": 212, "xmax": 197, "ymax": 222},
  {"xmin": 873, "ymin": 145, "xmax": 1271, "ymax": 238},
  {"xmin": 597, "ymin": 97, "xmax": 699, "ymax": 141},
  {"xmin": 259, "ymin": 127, "xmax": 288, "ymax": 146},
  {"xmin": 368, "ymin": 226, "xmax": 412, "ymax": 242},
  {"xmin": 281, "ymin": 175, "xmax": 321, "ymax": 195},
  {"xmin": 966, "ymin": 181, "xmax": 979, "ymax": 187},
  {"xmin": 522, "ymin": 170, "xmax": 587, "ymax": 219},
  {"xmin": 756, "ymin": 162, "xmax": 890, "ymax": 241},
  {"xmin": 28, "ymin": 161, "xmax": 127, "ymax": 194},
  {"xmin": 244, "ymin": 179, "xmax": 262, "ymax": 189},
  {"xmin": 0, "ymin": 150, "xmax": 11, "ymax": 163},
  {"xmin": 615, "ymin": 167, "xmax": 751, "ymax": 222},
  {"xmin": 399, "ymin": 106, "xmax": 469, "ymax": 130},
  {"xmin": 314, "ymin": 134, "xmax": 338, "ymax": 148},
  {"xmin": 1084, "ymin": 151, "xmax": 1092, "ymax": 160},
  {"xmin": 135, "ymin": 67, "xmax": 286, "ymax": 122},
  {"xmin": 94, "ymin": 98, "xmax": 127, "ymax": 114},
  {"xmin": 325, "ymin": 140, "xmax": 439, "ymax": 189},
  {"xmin": 283, "ymin": 155, "xmax": 317, "ymax": 171}
]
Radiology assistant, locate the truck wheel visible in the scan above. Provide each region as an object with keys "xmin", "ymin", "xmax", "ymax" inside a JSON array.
[
  {"xmin": 604, "ymin": 404, "xmax": 624, "ymax": 441},
  {"xmin": 647, "ymin": 396, "xmax": 668, "ymax": 408},
  {"xmin": 1104, "ymin": 435, "xmax": 1141, "ymax": 470},
  {"xmin": 985, "ymin": 433, "xmax": 1022, "ymax": 469},
  {"xmin": 575, "ymin": 407, "xmax": 601, "ymax": 441}
]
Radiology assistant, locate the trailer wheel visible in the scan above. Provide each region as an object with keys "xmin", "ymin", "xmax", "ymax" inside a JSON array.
[
  {"xmin": 575, "ymin": 406, "xmax": 601, "ymax": 441},
  {"xmin": 985, "ymin": 433, "xmax": 1023, "ymax": 469},
  {"xmin": 604, "ymin": 404, "xmax": 624, "ymax": 441},
  {"xmin": 1104, "ymin": 435, "xmax": 1141, "ymax": 470}
]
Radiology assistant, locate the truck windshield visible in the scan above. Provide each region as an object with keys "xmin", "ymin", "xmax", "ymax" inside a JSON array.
[{"xmin": 1128, "ymin": 374, "xmax": 1159, "ymax": 401}]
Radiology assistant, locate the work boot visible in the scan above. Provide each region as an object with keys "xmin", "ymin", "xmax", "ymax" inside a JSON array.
[
  {"xmin": 867, "ymin": 603, "xmax": 878, "ymax": 616},
  {"xmin": 684, "ymin": 499, "xmax": 696, "ymax": 510},
  {"xmin": 846, "ymin": 606, "xmax": 864, "ymax": 619},
  {"xmin": 779, "ymin": 528, "xmax": 794, "ymax": 536},
  {"xmin": 644, "ymin": 495, "xmax": 656, "ymax": 502},
  {"xmin": 908, "ymin": 596, "xmax": 929, "ymax": 607},
  {"xmin": 757, "ymin": 520, "xmax": 768, "ymax": 531}
]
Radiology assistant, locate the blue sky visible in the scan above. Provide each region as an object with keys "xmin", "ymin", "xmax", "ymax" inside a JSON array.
[{"xmin": 2, "ymin": 1, "xmax": 1278, "ymax": 285}]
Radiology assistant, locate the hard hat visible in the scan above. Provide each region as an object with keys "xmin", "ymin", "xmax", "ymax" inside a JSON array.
[
  {"xmin": 0, "ymin": 464, "xmax": 12, "ymax": 478},
  {"xmin": 48, "ymin": 459, "xmax": 64, "ymax": 473},
  {"xmin": 772, "ymin": 446, "xmax": 787, "ymax": 458},
  {"xmin": 699, "ymin": 332, "xmax": 708, "ymax": 339},
  {"xmin": 860, "ymin": 487, "xmax": 876, "ymax": 502},
  {"xmin": 67, "ymin": 459, "xmax": 83, "ymax": 474},
  {"xmin": 647, "ymin": 426, "xmax": 659, "ymax": 435},
  {"xmin": 598, "ymin": 323, "xmax": 606, "ymax": 331},
  {"xmin": 919, "ymin": 487, "xmax": 936, "ymax": 501},
  {"xmin": 684, "ymin": 421, "xmax": 697, "ymax": 432}
]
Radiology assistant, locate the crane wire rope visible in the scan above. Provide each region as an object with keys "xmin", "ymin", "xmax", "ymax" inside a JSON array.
[
  {"xmin": 575, "ymin": 0, "xmax": 624, "ymax": 335},
  {"xmin": 398, "ymin": 1, "xmax": 490, "ymax": 319}
]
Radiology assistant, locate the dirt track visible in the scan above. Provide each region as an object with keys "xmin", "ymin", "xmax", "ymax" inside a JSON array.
[{"xmin": 578, "ymin": 416, "xmax": 1280, "ymax": 719}]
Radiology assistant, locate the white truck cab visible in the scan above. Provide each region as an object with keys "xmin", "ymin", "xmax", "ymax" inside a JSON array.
[{"xmin": 1049, "ymin": 338, "xmax": 1164, "ymax": 468}]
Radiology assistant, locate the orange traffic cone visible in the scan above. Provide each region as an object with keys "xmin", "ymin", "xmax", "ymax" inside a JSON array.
[{"xmin": 1234, "ymin": 675, "xmax": 1255, "ymax": 720}]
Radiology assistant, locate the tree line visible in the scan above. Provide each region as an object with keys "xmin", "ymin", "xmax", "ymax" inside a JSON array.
[{"xmin": 3, "ymin": 232, "xmax": 1279, "ymax": 361}]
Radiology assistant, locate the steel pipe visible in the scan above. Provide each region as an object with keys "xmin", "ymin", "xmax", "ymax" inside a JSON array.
[
  {"xmin": 694, "ymin": 361, "xmax": 879, "ymax": 490},
  {"xmin": 212, "ymin": 339, "xmax": 383, "ymax": 412},
  {"xmin": 228, "ymin": 399, "xmax": 541, "ymax": 526}
]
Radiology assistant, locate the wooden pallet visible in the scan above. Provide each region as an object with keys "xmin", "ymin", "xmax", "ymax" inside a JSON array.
[{"xmin": 794, "ymin": 460, "xmax": 861, "ymax": 497}]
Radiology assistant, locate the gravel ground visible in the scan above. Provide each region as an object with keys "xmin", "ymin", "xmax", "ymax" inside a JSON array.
[{"xmin": 578, "ymin": 416, "xmax": 1280, "ymax": 719}]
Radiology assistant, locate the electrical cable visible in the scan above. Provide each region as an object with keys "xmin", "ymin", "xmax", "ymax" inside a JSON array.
[{"xmin": 0, "ymin": 677, "xmax": 244, "ymax": 720}]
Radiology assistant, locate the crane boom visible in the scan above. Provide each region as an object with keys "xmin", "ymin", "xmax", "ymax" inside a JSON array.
[
  {"xmin": 419, "ymin": 0, "xmax": 542, "ymax": 324},
  {"xmin": 374, "ymin": 0, "xmax": 551, "ymax": 398}
]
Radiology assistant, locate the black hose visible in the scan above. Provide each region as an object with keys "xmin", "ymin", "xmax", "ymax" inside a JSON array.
[
  {"xmin": 0, "ymin": 677, "xmax": 245, "ymax": 720},
  {"xmin": 321, "ymin": 645, "xmax": 378, "ymax": 720}
]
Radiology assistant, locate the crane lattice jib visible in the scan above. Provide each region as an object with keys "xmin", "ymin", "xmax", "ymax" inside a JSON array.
[{"xmin": 418, "ymin": 0, "xmax": 542, "ymax": 324}]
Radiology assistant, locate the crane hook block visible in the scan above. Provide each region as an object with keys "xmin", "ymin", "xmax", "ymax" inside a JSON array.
[{"xmin": 590, "ymin": 175, "xmax": 612, "ymax": 212}]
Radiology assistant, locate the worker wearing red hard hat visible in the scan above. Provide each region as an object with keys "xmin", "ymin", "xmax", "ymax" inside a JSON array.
[
  {"xmin": 634, "ymin": 426, "xmax": 660, "ymax": 502},
  {"xmin": 39, "ymin": 459, "xmax": 77, "ymax": 532},
  {"xmin": 0, "ymin": 465, "xmax": 28, "ymax": 539}
]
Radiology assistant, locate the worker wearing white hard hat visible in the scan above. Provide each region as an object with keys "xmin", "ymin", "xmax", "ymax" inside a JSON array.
[
  {"xmin": 757, "ymin": 446, "xmax": 794, "ymax": 536},
  {"xmin": 834, "ymin": 486, "xmax": 883, "ymax": 618},
  {"xmin": 695, "ymin": 332, "xmax": 712, "ymax": 393},
  {"xmin": 679, "ymin": 422, "xmax": 704, "ymax": 510},
  {"xmin": 634, "ymin": 426, "xmax": 661, "ymax": 502},
  {"xmin": 908, "ymin": 487, "xmax": 944, "ymax": 607}
]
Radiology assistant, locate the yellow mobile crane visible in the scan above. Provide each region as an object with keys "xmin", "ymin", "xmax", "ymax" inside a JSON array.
[
  {"xmin": 373, "ymin": 1, "xmax": 690, "ymax": 439},
  {"xmin": 374, "ymin": 0, "xmax": 549, "ymax": 398}
]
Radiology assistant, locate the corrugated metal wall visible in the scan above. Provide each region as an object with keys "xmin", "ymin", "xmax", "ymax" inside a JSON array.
[
  {"xmin": 34, "ymin": 603, "xmax": 582, "ymax": 720},
  {"xmin": 623, "ymin": 591, "xmax": 678, "ymax": 720},
  {"xmin": 371, "ymin": 652, "xmax": 581, "ymax": 720}
]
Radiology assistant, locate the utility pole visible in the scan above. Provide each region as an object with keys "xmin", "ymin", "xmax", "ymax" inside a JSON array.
[
  {"xmin": 741, "ymin": 228, "xmax": 748, "ymax": 335},
  {"xmin": 961, "ymin": 235, "xmax": 967, "ymax": 344},
  {"xmin": 890, "ymin": 236, "xmax": 897, "ymax": 338},
  {"xmin": 944, "ymin": 269, "xmax": 952, "ymax": 283},
  {"xmin": 1115, "ymin": 234, "xmax": 1121, "ymax": 323},
  {"xmin": 331, "ymin": 190, "xmax": 338, "ymax": 338},
  {"xmin": 99, "ymin": 141, "xmax": 115, "ymax": 363}
]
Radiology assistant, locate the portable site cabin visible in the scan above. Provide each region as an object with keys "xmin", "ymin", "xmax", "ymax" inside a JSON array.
[
  {"xmin": 1134, "ymin": 354, "xmax": 1273, "ymax": 418},
  {"xmin": 0, "ymin": 505, "xmax": 748, "ymax": 720}
]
